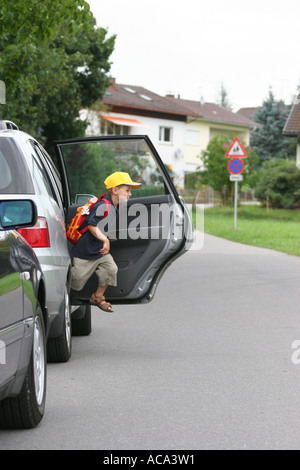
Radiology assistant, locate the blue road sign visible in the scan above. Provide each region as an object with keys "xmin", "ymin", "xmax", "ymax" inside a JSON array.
[{"xmin": 227, "ymin": 158, "xmax": 244, "ymax": 174}]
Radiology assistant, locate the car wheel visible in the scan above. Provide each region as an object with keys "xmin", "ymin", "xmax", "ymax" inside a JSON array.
[
  {"xmin": 0, "ymin": 302, "xmax": 47, "ymax": 429},
  {"xmin": 72, "ymin": 305, "xmax": 92, "ymax": 336},
  {"xmin": 47, "ymin": 283, "xmax": 72, "ymax": 363}
]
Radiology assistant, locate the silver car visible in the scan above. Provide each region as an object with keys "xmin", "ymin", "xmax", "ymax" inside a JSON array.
[{"xmin": 0, "ymin": 121, "xmax": 72, "ymax": 362}]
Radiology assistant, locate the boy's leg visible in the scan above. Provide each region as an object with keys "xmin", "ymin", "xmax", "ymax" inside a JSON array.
[
  {"xmin": 91, "ymin": 254, "xmax": 118, "ymax": 312},
  {"xmin": 94, "ymin": 285, "xmax": 108, "ymax": 298},
  {"xmin": 71, "ymin": 257, "xmax": 100, "ymax": 291},
  {"xmin": 94, "ymin": 254, "xmax": 118, "ymax": 288}
]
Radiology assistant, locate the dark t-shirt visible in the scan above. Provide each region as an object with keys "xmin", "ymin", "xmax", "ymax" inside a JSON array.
[{"xmin": 72, "ymin": 195, "xmax": 118, "ymax": 260}]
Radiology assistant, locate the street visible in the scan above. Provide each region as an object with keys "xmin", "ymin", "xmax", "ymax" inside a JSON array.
[{"xmin": 1, "ymin": 232, "xmax": 300, "ymax": 450}]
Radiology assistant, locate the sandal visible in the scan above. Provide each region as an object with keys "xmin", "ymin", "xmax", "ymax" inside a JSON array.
[{"xmin": 90, "ymin": 294, "xmax": 113, "ymax": 312}]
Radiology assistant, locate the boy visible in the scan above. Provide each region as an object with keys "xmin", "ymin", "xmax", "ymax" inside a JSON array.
[{"xmin": 71, "ymin": 172, "xmax": 142, "ymax": 312}]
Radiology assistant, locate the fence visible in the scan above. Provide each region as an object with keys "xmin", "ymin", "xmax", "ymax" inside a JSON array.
[{"xmin": 179, "ymin": 188, "xmax": 257, "ymax": 207}]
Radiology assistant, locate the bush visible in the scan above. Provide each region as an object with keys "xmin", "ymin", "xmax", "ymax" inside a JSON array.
[
  {"xmin": 255, "ymin": 159, "xmax": 300, "ymax": 208},
  {"xmin": 184, "ymin": 171, "xmax": 203, "ymax": 189}
]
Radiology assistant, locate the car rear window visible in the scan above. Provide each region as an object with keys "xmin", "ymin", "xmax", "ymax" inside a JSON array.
[{"xmin": 0, "ymin": 136, "xmax": 34, "ymax": 194}]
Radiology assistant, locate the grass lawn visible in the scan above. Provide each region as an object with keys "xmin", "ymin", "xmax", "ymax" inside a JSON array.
[{"xmin": 193, "ymin": 205, "xmax": 300, "ymax": 257}]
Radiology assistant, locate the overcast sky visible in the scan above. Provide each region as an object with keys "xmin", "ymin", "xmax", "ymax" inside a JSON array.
[{"xmin": 87, "ymin": 0, "xmax": 300, "ymax": 111}]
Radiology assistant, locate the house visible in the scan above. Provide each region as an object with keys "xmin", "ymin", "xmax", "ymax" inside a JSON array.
[
  {"xmin": 81, "ymin": 79, "xmax": 191, "ymax": 188},
  {"xmin": 166, "ymin": 97, "xmax": 253, "ymax": 172},
  {"xmin": 282, "ymin": 94, "xmax": 300, "ymax": 167},
  {"xmin": 81, "ymin": 79, "xmax": 253, "ymax": 186}
]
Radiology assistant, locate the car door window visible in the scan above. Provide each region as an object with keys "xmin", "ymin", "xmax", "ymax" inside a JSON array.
[
  {"xmin": 55, "ymin": 137, "xmax": 168, "ymax": 204},
  {"xmin": 32, "ymin": 152, "xmax": 56, "ymax": 201},
  {"xmin": 37, "ymin": 143, "xmax": 64, "ymax": 205},
  {"xmin": 0, "ymin": 137, "xmax": 34, "ymax": 194},
  {"xmin": 30, "ymin": 143, "xmax": 62, "ymax": 206}
]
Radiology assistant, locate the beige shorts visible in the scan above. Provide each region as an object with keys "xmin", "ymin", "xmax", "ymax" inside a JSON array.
[{"xmin": 71, "ymin": 254, "xmax": 118, "ymax": 291}]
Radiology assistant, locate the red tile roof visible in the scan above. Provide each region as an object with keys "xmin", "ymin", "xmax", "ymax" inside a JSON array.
[
  {"xmin": 167, "ymin": 97, "xmax": 253, "ymax": 127},
  {"xmin": 103, "ymin": 83, "xmax": 190, "ymax": 118},
  {"xmin": 283, "ymin": 95, "xmax": 300, "ymax": 135},
  {"xmin": 236, "ymin": 107, "xmax": 258, "ymax": 120},
  {"xmin": 102, "ymin": 81, "xmax": 252, "ymax": 128}
]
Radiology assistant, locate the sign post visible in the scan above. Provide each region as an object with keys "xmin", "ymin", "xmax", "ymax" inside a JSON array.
[
  {"xmin": 234, "ymin": 178, "xmax": 238, "ymax": 230},
  {"xmin": 225, "ymin": 138, "xmax": 247, "ymax": 229}
]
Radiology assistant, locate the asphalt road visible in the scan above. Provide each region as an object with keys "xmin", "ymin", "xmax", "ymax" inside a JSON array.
[{"xmin": 1, "ymin": 232, "xmax": 300, "ymax": 450}]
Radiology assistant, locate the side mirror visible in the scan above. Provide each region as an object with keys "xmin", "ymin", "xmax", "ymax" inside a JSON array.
[{"xmin": 0, "ymin": 200, "xmax": 37, "ymax": 230}]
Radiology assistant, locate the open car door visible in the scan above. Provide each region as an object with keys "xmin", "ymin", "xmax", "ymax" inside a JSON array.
[{"xmin": 53, "ymin": 135, "xmax": 193, "ymax": 304}]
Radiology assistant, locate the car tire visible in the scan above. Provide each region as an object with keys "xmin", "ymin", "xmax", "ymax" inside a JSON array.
[
  {"xmin": 72, "ymin": 305, "xmax": 92, "ymax": 336},
  {"xmin": 47, "ymin": 283, "xmax": 72, "ymax": 363},
  {"xmin": 0, "ymin": 302, "xmax": 47, "ymax": 429}
]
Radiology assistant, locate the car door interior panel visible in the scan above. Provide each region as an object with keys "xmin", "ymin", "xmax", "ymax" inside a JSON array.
[{"xmin": 54, "ymin": 135, "xmax": 193, "ymax": 304}]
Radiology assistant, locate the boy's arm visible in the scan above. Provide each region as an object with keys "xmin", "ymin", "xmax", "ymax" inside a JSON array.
[{"xmin": 88, "ymin": 225, "xmax": 110, "ymax": 255}]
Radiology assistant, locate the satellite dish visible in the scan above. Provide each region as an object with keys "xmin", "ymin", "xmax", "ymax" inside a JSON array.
[{"xmin": 175, "ymin": 148, "xmax": 183, "ymax": 159}]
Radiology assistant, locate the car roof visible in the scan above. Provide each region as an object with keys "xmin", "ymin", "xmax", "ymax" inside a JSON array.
[
  {"xmin": 0, "ymin": 120, "xmax": 34, "ymax": 141},
  {"xmin": 0, "ymin": 120, "xmax": 19, "ymax": 131}
]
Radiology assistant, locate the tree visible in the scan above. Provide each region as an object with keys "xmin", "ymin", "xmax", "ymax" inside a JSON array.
[
  {"xmin": 0, "ymin": 0, "xmax": 115, "ymax": 153},
  {"xmin": 255, "ymin": 159, "xmax": 300, "ymax": 208},
  {"xmin": 217, "ymin": 82, "xmax": 232, "ymax": 111},
  {"xmin": 250, "ymin": 89, "xmax": 293, "ymax": 164}
]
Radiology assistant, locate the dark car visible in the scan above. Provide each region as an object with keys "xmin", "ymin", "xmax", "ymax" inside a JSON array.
[{"xmin": 0, "ymin": 199, "xmax": 47, "ymax": 429}]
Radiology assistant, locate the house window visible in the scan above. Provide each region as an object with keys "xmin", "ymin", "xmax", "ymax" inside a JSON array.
[
  {"xmin": 139, "ymin": 94, "xmax": 152, "ymax": 101},
  {"xmin": 123, "ymin": 87, "xmax": 136, "ymax": 94},
  {"xmin": 100, "ymin": 119, "xmax": 129, "ymax": 136},
  {"xmin": 159, "ymin": 126, "xmax": 173, "ymax": 143},
  {"xmin": 186, "ymin": 129, "xmax": 199, "ymax": 145}
]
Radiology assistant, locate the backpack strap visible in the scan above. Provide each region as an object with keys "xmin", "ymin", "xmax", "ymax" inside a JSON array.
[{"xmin": 79, "ymin": 194, "xmax": 111, "ymax": 236}]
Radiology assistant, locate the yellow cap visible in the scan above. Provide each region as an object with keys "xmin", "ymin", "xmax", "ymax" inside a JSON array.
[{"xmin": 104, "ymin": 172, "xmax": 142, "ymax": 189}]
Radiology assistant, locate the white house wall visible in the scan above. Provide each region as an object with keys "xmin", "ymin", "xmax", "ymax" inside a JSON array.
[{"xmin": 131, "ymin": 114, "xmax": 186, "ymax": 189}]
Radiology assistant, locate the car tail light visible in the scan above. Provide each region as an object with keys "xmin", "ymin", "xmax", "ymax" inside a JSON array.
[{"xmin": 18, "ymin": 217, "xmax": 50, "ymax": 248}]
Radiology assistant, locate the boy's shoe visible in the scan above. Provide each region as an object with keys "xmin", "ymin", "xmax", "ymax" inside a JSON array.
[{"xmin": 90, "ymin": 293, "xmax": 113, "ymax": 313}]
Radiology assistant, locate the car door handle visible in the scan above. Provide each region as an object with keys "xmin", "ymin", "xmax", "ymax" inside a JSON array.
[{"xmin": 20, "ymin": 271, "xmax": 30, "ymax": 281}]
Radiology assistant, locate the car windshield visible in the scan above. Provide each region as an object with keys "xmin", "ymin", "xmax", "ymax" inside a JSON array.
[
  {"xmin": 56, "ymin": 138, "xmax": 169, "ymax": 203},
  {"xmin": 0, "ymin": 137, "xmax": 34, "ymax": 194}
]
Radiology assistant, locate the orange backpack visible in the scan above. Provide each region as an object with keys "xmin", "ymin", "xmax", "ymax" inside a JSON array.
[{"xmin": 66, "ymin": 194, "xmax": 111, "ymax": 244}]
